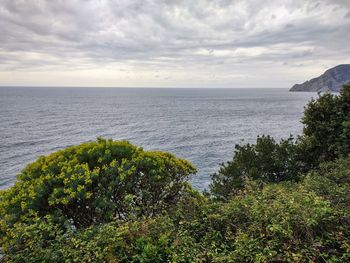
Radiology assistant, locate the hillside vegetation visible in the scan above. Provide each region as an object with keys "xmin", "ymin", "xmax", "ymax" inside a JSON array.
[{"xmin": 1, "ymin": 84, "xmax": 350, "ymax": 262}]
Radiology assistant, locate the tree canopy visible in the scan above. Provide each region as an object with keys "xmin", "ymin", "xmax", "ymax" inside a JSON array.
[
  {"xmin": 302, "ymin": 84, "xmax": 350, "ymax": 165},
  {"xmin": 210, "ymin": 135, "xmax": 304, "ymax": 200}
]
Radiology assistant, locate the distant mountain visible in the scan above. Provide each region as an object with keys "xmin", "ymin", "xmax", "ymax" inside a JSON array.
[{"xmin": 290, "ymin": 64, "xmax": 350, "ymax": 92}]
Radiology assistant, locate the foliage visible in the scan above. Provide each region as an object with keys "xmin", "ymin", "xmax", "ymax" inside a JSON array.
[
  {"xmin": 210, "ymin": 84, "xmax": 350, "ymax": 199},
  {"xmin": 3, "ymin": 161, "xmax": 350, "ymax": 262},
  {"xmin": 302, "ymin": 156, "xmax": 350, "ymax": 208},
  {"xmin": 0, "ymin": 138, "xmax": 196, "ymax": 231},
  {"xmin": 1, "ymin": 191, "xmax": 209, "ymax": 263},
  {"xmin": 210, "ymin": 135, "xmax": 304, "ymax": 200},
  {"xmin": 302, "ymin": 84, "xmax": 350, "ymax": 165}
]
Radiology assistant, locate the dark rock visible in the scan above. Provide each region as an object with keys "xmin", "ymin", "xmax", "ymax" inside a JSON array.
[{"xmin": 290, "ymin": 64, "xmax": 350, "ymax": 92}]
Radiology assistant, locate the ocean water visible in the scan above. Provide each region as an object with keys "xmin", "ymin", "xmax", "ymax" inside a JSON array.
[{"xmin": 0, "ymin": 87, "xmax": 315, "ymax": 190}]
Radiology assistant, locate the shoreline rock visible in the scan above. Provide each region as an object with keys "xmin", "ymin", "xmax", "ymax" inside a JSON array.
[{"xmin": 290, "ymin": 64, "xmax": 350, "ymax": 92}]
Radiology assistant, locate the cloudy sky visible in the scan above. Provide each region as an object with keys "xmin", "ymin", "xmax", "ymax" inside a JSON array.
[{"xmin": 0, "ymin": 0, "xmax": 349, "ymax": 88}]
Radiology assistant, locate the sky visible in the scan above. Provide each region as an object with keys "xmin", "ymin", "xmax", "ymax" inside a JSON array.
[{"xmin": 0, "ymin": 0, "xmax": 349, "ymax": 88}]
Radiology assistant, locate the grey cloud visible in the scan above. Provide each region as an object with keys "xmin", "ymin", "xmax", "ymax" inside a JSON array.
[{"xmin": 0, "ymin": 0, "xmax": 349, "ymax": 72}]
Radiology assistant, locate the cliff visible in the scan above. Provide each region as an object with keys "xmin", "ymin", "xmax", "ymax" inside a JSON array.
[{"xmin": 290, "ymin": 64, "xmax": 350, "ymax": 92}]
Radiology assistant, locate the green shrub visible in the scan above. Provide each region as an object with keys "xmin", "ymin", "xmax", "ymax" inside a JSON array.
[
  {"xmin": 221, "ymin": 183, "xmax": 350, "ymax": 262},
  {"xmin": 200, "ymin": 178, "xmax": 350, "ymax": 262},
  {"xmin": 302, "ymin": 84, "xmax": 350, "ymax": 165},
  {"xmin": 4, "ymin": 176, "xmax": 350, "ymax": 262},
  {"xmin": 210, "ymin": 84, "xmax": 350, "ymax": 200},
  {"xmin": 209, "ymin": 135, "xmax": 304, "ymax": 200},
  {"xmin": 0, "ymin": 205, "xmax": 206, "ymax": 262},
  {"xmin": 302, "ymin": 156, "xmax": 350, "ymax": 208},
  {"xmin": 0, "ymin": 138, "xmax": 196, "ymax": 231}
]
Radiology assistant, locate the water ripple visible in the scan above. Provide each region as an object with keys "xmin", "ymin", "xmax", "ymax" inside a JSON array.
[{"xmin": 0, "ymin": 87, "xmax": 315, "ymax": 190}]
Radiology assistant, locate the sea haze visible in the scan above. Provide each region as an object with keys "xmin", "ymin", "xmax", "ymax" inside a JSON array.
[{"xmin": 0, "ymin": 87, "xmax": 314, "ymax": 190}]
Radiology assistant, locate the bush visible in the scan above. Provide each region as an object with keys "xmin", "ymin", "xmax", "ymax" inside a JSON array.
[
  {"xmin": 302, "ymin": 84, "xmax": 350, "ymax": 165},
  {"xmin": 1, "ymin": 194, "xmax": 208, "ymax": 262},
  {"xmin": 209, "ymin": 135, "xmax": 304, "ymax": 199},
  {"xmin": 217, "ymin": 182, "xmax": 350, "ymax": 262},
  {"xmin": 302, "ymin": 156, "xmax": 350, "ymax": 208},
  {"xmin": 4, "ymin": 172, "xmax": 350, "ymax": 262},
  {"xmin": 210, "ymin": 84, "xmax": 350, "ymax": 200},
  {"xmin": 0, "ymin": 138, "xmax": 196, "ymax": 231}
]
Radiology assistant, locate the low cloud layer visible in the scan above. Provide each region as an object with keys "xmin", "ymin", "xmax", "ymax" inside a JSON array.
[{"xmin": 0, "ymin": 0, "xmax": 349, "ymax": 87}]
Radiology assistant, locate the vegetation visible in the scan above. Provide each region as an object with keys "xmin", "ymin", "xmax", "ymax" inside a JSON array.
[
  {"xmin": 0, "ymin": 138, "xmax": 196, "ymax": 230},
  {"xmin": 209, "ymin": 135, "xmax": 305, "ymax": 200},
  {"xmin": 301, "ymin": 85, "xmax": 350, "ymax": 165},
  {"xmin": 211, "ymin": 84, "xmax": 350, "ymax": 199},
  {"xmin": 1, "ymin": 84, "xmax": 350, "ymax": 262}
]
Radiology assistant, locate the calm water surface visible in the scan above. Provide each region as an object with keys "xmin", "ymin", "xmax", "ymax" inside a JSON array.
[{"xmin": 0, "ymin": 87, "xmax": 315, "ymax": 190}]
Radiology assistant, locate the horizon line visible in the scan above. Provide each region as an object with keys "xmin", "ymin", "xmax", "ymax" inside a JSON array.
[{"xmin": 0, "ymin": 85, "xmax": 289, "ymax": 89}]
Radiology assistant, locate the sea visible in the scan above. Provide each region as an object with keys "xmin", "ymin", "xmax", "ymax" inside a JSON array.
[{"xmin": 0, "ymin": 87, "xmax": 315, "ymax": 191}]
